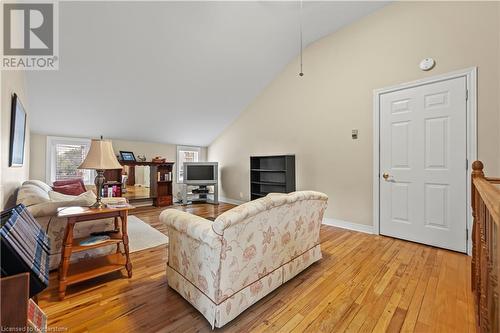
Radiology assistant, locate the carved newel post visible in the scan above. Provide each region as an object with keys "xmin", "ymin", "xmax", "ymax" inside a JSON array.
[{"xmin": 471, "ymin": 161, "xmax": 484, "ymax": 295}]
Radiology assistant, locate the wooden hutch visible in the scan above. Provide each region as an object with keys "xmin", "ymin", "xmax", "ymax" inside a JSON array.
[{"xmin": 104, "ymin": 161, "xmax": 175, "ymax": 207}]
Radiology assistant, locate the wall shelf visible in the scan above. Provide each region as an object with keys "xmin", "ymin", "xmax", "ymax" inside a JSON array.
[
  {"xmin": 251, "ymin": 181, "xmax": 286, "ymax": 186},
  {"xmin": 250, "ymin": 155, "xmax": 295, "ymax": 200}
]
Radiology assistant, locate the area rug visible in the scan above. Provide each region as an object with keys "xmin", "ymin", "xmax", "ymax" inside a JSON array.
[{"xmin": 128, "ymin": 215, "xmax": 169, "ymax": 253}]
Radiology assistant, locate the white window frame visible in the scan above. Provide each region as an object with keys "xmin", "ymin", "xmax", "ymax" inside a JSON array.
[
  {"xmin": 46, "ymin": 136, "xmax": 94, "ymax": 185},
  {"xmin": 176, "ymin": 145, "xmax": 202, "ymax": 183}
]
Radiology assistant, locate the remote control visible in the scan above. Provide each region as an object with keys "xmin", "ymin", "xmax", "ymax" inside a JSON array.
[{"xmin": 90, "ymin": 229, "xmax": 120, "ymax": 237}]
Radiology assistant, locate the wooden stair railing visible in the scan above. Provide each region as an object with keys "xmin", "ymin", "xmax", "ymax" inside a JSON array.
[{"xmin": 471, "ymin": 160, "xmax": 500, "ymax": 332}]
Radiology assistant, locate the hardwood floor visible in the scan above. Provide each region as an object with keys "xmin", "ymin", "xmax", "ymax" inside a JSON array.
[
  {"xmin": 122, "ymin": 185, "xmax": 151, "ymax": 201},
  {"xmin": 38, "ymin": 204, "xmax": 476, "ymax": 332}
]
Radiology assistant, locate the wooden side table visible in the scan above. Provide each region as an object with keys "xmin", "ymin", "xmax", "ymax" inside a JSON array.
[{"xmin": 56, "ymin": 205, "xmax": 134, "ymax": 300}]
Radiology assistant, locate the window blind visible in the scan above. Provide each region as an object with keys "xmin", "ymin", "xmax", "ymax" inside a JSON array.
[{"xmin": 54, "ymin": 143, "xmax": 91, "ymax": 183}]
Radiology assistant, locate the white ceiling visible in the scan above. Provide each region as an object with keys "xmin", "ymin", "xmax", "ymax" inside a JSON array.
[{"xmin": 26, "ymin": 1, "xmax": 387, "ymax": 146}]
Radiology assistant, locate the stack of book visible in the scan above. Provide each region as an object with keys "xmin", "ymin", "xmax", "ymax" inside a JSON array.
[
  {"xmin": 0, "ymin": 204, "xmax": 50, "ymax": 297},
  {"xmin": 102, "ymin": 181, "xmax": 122, "ymax": 197},
  {"xmin": 157, "ymin": 171, "xmax": 173, "ymax": 181},
  {"xmin": 28, "ymin": 298, "xmax": 47, "ymax": 332}
]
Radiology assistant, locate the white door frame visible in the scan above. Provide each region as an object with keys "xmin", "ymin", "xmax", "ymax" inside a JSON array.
[{"xmin": 373, "ymin": 67, "xmax": 477, "ymax": 255}]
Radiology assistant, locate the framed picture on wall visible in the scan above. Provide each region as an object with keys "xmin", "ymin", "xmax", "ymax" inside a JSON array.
[
  {"xmin": 9, "ymin": 93, "xmax": 27, "ymax": 167},
  {"xmin": 119, "ymin": 151, "xmax": 136, "ymax": 162}
]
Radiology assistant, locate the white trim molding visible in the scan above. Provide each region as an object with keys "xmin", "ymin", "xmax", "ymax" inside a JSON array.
[
  {"xmin": 219, "ymin": 196, "xmax": 246, "ymax": 205},
  {"xmin": 322, "ymin": 218, "xmax": 374, "ymax": 234},
  {"xmin": 45, "ymin": 135, "xmax": 93, "ymax": 185},
  {"xmin": 373, "ymin": 67, "xmax": 477, "ymax": 255},
  {"xmin": 176, "ymin": 145, "xmax": 202, "ymax": 184}
]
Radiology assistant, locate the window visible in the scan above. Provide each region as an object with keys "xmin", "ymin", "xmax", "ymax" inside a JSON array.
[
  {"xmin": 177, "ymin": 145, "xmax": 201, "ymax": 183},
  {"xmin": 46, "ymin": 136, "xmax": 94, "ymax": 185}
]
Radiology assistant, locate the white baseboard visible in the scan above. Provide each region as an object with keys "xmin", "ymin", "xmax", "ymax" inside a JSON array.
[
  {"xmin": 219, "ymin": 197, "xmax": 246, "ymax": 205},
  {"xmin": 322, "ymin": 217, "xmax": 374, "ymax": 234}
]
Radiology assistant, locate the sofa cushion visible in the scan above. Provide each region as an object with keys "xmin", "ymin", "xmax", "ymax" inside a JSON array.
[
  {"xmin": 28, "ymin": 191, "xmax": 96, "ymax": 217},
  {"xmin": 22, "ymin": 180, "xmax": 53, "ymax": 193},
  {"xmin": 27, "ymin": 201, "xmax": 72, "ymax": 218},
  {"xmin": 48, "ymin": 190, "xmax": 96, "ymax": 203},
  {"xmin": 53, "ymin": 178, "xmax": 86, "ymax": 188},
  {"xmin": 16, "ymin": 184, "xmax": 51, "ymax": 207},
  {"xmin": 52, "ymin": 182, "xmax": 86, "ymax": 196}
]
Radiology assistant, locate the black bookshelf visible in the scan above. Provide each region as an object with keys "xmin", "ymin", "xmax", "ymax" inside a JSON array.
[{"xmin": 250, "ymin": 155, "xmax": 295, "ymax": 200}]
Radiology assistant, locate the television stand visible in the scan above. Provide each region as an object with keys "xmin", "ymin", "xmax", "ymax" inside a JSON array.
[{"xmin": 182, "ymin": 183, "xmax": 218, "ymax": 205}]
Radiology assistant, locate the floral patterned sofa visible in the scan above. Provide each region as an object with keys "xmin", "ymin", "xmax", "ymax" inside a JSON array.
[
  {"xmin": 16, "ymin": 180, "xmax": 116, "ymax": 270},
  {"xmin": 160, "ymin": 190, "xmax": 328, "ymax": 328}
]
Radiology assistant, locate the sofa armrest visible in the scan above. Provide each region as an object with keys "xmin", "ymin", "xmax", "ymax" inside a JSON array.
[
  {"xmin": 27, "ymin": 200, "xmax": 91, "ymax": 218},
  {"xmin": 162, "ymin": 209, "xmax": 222, "ymax": 302},
  {"xmin": 160, "ymin": 209, "xmax": 221, "ymax": 248}
]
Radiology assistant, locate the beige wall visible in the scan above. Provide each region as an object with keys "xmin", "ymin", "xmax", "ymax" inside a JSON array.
[
  {"xmin": 29, "ymin": 133, "xmax": 46, "ymax": 182},
  {"xmin": 1, "ymin": 71, "xmax": 30, "ymax": 209},
  {"xmin": 208, "ymin": 1, "xmax": 500, "ymax": 226},
  {"xmin": 29, "ymin": 133, "xmax": 207, "ymax": 199}
]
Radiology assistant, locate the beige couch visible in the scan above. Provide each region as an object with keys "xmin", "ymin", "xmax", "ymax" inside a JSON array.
[
  {"xmin": 160, "ymin": 191, "xmax": 328, "ymax": 328},
  {"xmin": 16, "ymin": 180, "xmax": 116, "ymax": 270}
]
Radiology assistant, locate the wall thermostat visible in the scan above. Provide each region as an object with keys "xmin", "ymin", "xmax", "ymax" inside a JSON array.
[{"xmin": 419, "ymin": 58, "xmax": 435, "ymax": 71}]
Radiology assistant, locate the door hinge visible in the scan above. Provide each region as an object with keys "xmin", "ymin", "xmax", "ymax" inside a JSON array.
[
  {"xmin": 466, "ymin": 158, "xmax": 469, "ymax": 170},
  {"xmin": 466, "ymin": 89, "xmax": 469, "ymax": 101},
  {"xmin": 466, "ymin": 229, "xmax": 469, "ymax": 241}
]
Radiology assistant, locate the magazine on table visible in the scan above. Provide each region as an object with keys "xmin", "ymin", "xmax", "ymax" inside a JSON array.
[{"xmin": 101, "ymin": 197, "xmax": 128, "ymax": 208}]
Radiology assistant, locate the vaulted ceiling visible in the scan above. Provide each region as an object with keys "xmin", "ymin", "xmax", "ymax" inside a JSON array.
[{"xmin": 26, "ymin": 1, "xmax": 387, "ymax": 146}]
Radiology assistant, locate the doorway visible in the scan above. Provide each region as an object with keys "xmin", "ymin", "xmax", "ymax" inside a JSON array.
[{"xmin": 373, "ymin": 68, "xmax": 477, "ymax": 253}]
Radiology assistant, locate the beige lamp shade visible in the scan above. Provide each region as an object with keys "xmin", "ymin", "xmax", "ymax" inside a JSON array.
[{"xmin": 78, "ymin": 139, "xmax": 122, "ymax": 170}]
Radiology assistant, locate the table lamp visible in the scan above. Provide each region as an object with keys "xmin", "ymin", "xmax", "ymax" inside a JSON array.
[{"xmin": 78, "ymin": 138, "xmax": 122, "ymax": 208}]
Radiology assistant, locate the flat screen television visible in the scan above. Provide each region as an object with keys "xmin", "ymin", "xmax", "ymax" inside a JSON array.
[{"xmin": 183, "ymin": 162, "xmax": 218, "ymax": 184}]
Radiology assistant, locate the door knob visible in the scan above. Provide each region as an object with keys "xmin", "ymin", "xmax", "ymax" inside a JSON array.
[{"xmin": 382, "ymin": 172, "xmax": 390, "ymax": 180}]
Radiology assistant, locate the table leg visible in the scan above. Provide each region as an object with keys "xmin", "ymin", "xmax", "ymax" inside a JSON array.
[
  {"xmin": 120, "ymin": 211, "xmax": 132, "ymax": 278},
  {"xmin": 114, "ymin": 216, "xmax": 120, "ymax": 253},
  {"xmin": 58, "ymin": 219, "xmax": 75, "ymax": 300}
]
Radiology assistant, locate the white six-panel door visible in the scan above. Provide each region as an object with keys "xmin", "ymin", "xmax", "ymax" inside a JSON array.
[{"xmin": 379, "ymin": 76, "xmax": 467, "ymax": 252}]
